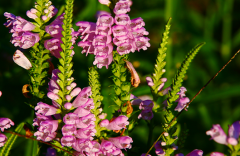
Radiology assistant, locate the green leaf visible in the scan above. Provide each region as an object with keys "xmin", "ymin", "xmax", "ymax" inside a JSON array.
[
  {"xmin": 58, "ymin": 66, "xmax": 65, "ymax": 74},
  {"xmin": 168, "ymin": 42, "xmax": 205, "ymax": 106},
  {"xmin": 0, "ymin": 122, "xmax": 24, "ymax": 156},
  {"xmin": 151, "ymin": 18, "xmax": 171, "ymax": 95}
]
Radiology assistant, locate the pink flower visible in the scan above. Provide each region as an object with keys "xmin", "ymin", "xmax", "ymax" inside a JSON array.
[
  {"xmin": 130, "ymin": 17, "xmax": 145, "ymax": 30},
  {"xmin": 109, "ymin": 136, "xmax": 133, "ymax": 149},
  {"xmin": 13, "ymin": 50, "xmax": 32, "ymax": 70},
  {"xmin": 206, "ymin": 124, "xmax": 227, "ymax": 145},
  {"xmin": 62, "ymin": 124, "xmax": 77, "ymax": 136},
  {"xmin": 113, "ymin": 1, "xmax": 131, "ymax": 15},
  {"xmin": 11, "ymin": 31, "xmax": 40, "ymax": 49},
  {"xmin": 105, "ymin": 115, "xmax": 129, "ymax": 130},
  {"xmin": 38, "ymin": 120, "xmax": 59, "ymax": 133},
  {"xmin": 26, "ymin": 9, "xmax": 38, "ymax": 19},
  {"xmin": 4, "ymin": 12, "xmax": 35, "ymax": 32},
  {"xmin": 61, "ymin": 136, "xmax": 76, "ymax": 147},
  {"xmin": 96, "ymin": 14, "xmax": 114, "ymax": 27},
  {"xmin": 34, "ymin": 131, "xmax": 57, "ymax": 142},
  {"xmin": 146, "ymin": 77, "xmax": 154, "ymax": 87},
  {"xmin": 35, "ymin": 102, "xmax": 58, "ymax": 116},
  {"xmin": 0, "ymin": 133, "xmax": 7, "ymax": 147},
  {"xmin": 63, "ymin": 113, "xmax": 78, "ymax": 125},
  {"xmin": 33, "ymin": 113, "xmax": 52, "ymax": 127},
  {"xmin": 99, "ymin": 119, "xmax": 109, "ymax": 127},
  {"xmin": 76, "ymin": 114, "xmax": 96, "ymax": 129},
  {"xmin": 72, "ymin": 87, "xmax": 92, "ymax": 108},
  {"xmin": 76, "ymin": 21, "xmax": 96, "ymax": 35},
  {"xmin": 0, "ymin": 118, "xmax": 14, "ymax": 132}
]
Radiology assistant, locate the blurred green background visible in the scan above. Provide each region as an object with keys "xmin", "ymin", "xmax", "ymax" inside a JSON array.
[{"xmin": 1, "ymin": 0, "xmax": 240, "ymax": 155}]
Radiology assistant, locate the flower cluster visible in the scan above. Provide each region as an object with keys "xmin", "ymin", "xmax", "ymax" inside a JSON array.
[
  {"xmin": 26, "ymin": 1, "xmax": 57, "ymax": 21},
  {"xmin": 0, "ymin": 118, "xmax": 14, "ymax": 147},
  {"xmin": 77, "ymin": 0, "xmax": 150, "ymax": 69},
  {"xmin": 44, "ymin": 14, "xmax": 79, "ymax": 58},
  {"xmin": 33, "ymin": 69, "xmax": 133, "ymax": 155},
  {"xmin": 4, "ymin": 12, "xmax": 39, "ymax": 49}
]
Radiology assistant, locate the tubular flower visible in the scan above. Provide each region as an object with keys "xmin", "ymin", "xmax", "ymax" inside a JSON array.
[
  {"xmin": 0, "ymin": 133, "xmax": 7, "ymax": 147},
  {"xmin": 0, "ymin": 118, "xmax": 14, "ymax": 132},
  {"xmin": 77, "ymin": 0, "xmax": 150, "ymax": 69},
  {"xmin": 206, "ymin": 121, "xmax": 240, "ymax": 146},
  {"xmin": 206, "ymin": 124, "xmax": 228, "ymax": 145},
  {"xmin": 13, "ymin": 50, "xmax": 32, "ymax": 70},
  {"xmin": 4, "ymin": 12, "xmax": 39, "ymax": 49},
  {"xmin": 130, "ymin": 95, "xmax": 154, "ymax": 120}
]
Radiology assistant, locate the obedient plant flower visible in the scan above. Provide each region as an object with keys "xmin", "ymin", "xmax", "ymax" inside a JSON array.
[
  {"xmin": 35, "ymin": 102, "xmax": 58, "ymax": 116},
  {"xmin": 77, "ymin": 0, "xmax": 150, "ymax": 69},
  {"xmin": 4, "ymin": 12, "xmax": 40, "ymax": 49},
  {"xmin": 174, "ymin": 87, "xmax": 190, "ymax": 112},
  {"xmin": 108, "ymin": 136, "xmax": 133, "ymax": 149},
  {"xmin": 108, "ymin": 115, "xmax": 129, "ymax": 130},
  {"xmin": 206, "ymin": 121, "xmax": 240, "ymax": 146},
  {"xmin": 13, "ymin": 50, "xmax": 32, "ymax": 70},
  {"xmin": 11, "ymin": 31, "xmax": 40, "ymax": 49},
  {"xmin": 0, "ymin": 133, "xmax": 7, "ymax": 148},
  {"xmin": 206, "ymin": 124, "xmax": 228, "ymax": 145},
  {"xmin": 27, "ymin": 3, "xmax": 57, "ymax": 21},
  {"xmin": 0, "ymin": 118, "xmax": 14, "ymax": 132},
  {"xmin": 4, "ymin": 12, "xmax": 35, "ymax": 32},
  {"xmin": 130, "ymin": 95, "xmax": 154, "ymax": 120}
]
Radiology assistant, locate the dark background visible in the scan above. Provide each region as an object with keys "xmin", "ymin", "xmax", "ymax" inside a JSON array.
[{"xmin": 1, "ymin": 0, "xmax": 240, "ymax": 155}]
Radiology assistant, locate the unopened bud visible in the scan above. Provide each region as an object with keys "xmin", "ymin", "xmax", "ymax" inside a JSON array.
[{"xmin": 64, "ymin": 102, "xmax": 72, "ymax": 109}]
